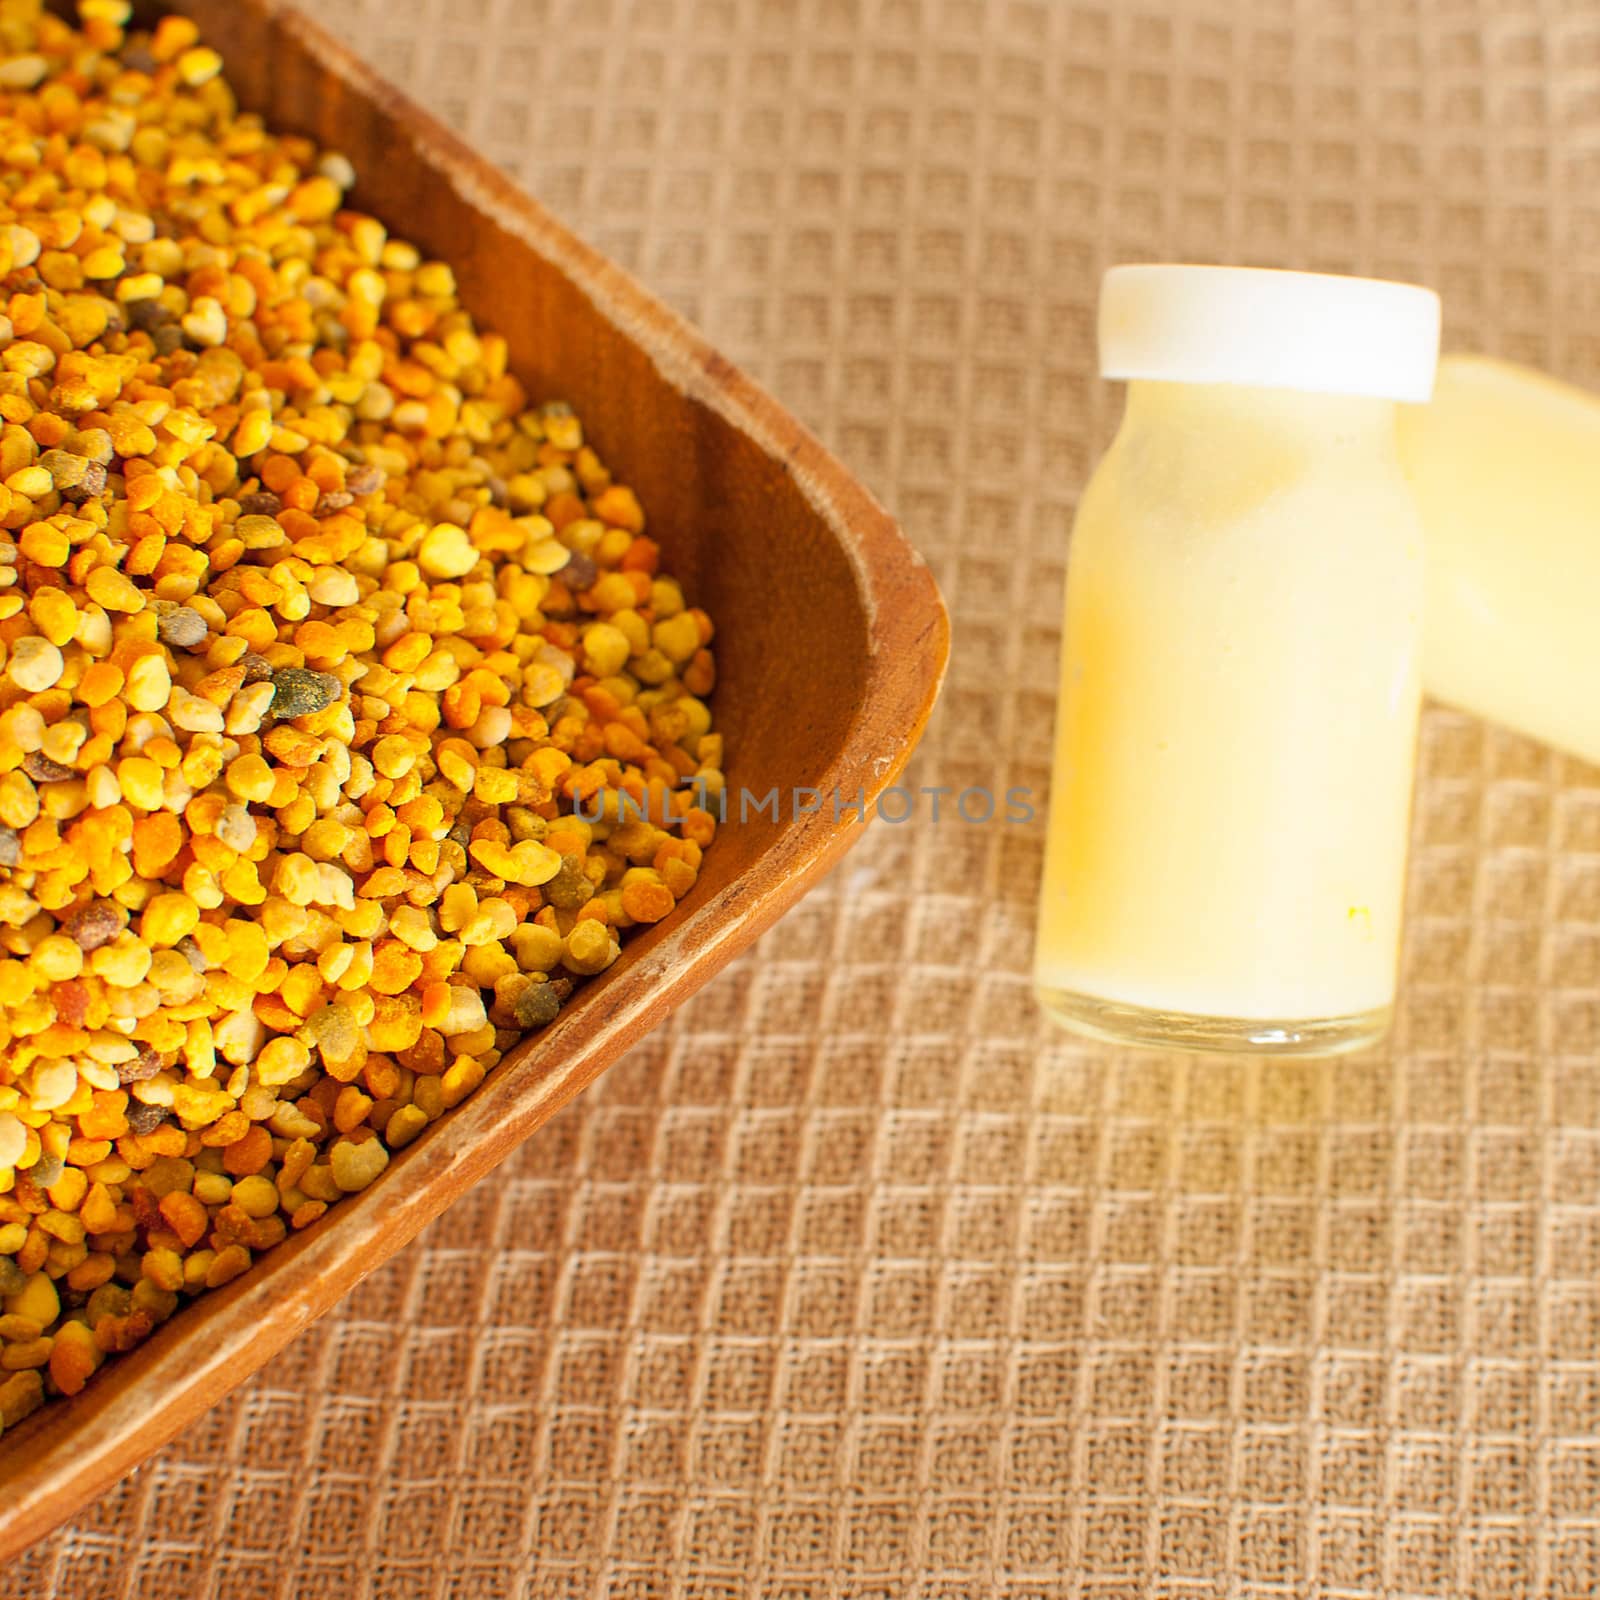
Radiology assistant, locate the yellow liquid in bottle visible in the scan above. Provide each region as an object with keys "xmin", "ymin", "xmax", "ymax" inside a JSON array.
[
  {"xmin": 1033, "ymin": 381, "xmax": 1425, "ymax": 1054},
  {"xmin": 1397, "ymin": 353, "xmax": 1600, "ymax": 767}
]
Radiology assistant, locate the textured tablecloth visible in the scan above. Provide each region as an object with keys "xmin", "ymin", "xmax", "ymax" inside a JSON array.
[{"xmin": 17, "ymin": 0, "xmax": 1600, "ymax": 1594}]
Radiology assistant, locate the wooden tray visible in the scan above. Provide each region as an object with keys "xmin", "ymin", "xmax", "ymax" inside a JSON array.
[{"xmin": 0, "ymin": 0, "xmax": 948, "ymax": 1557}]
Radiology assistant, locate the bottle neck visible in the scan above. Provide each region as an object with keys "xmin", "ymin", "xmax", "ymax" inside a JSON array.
[{"xmin": 1122, "ymin": 378, "xmax": 1400, "ymax": 447}]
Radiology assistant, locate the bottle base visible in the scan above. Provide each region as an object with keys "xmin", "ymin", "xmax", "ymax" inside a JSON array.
[{"xmin": 1035, "ymin": 985, "xmax": 1391, "ymax": 1057}]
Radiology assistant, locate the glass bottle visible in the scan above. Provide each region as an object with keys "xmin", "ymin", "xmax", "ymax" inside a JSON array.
[
  {"xmin": 1034, "ymin": 265, "xmax": 1440, "ymax": 1055},
  {"xmin": 1398, "ymin": 353, "xmax": 1600, "ymax": 767}
]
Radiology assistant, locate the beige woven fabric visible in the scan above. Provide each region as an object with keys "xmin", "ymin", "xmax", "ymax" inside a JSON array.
[{"xmin": 17, "ymin": 0, "xmax": 1600, "ymax": 1594}]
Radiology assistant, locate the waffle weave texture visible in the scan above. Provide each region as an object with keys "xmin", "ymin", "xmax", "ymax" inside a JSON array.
[{"xmin": 17, "ymin": 0, "xmax": 1600, "ymax": 1595}]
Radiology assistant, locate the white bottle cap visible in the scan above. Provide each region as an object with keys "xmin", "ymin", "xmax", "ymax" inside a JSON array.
[{"xmin": 1099, "ymin": 264, "xmax": 1441, "ymax": 402}]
